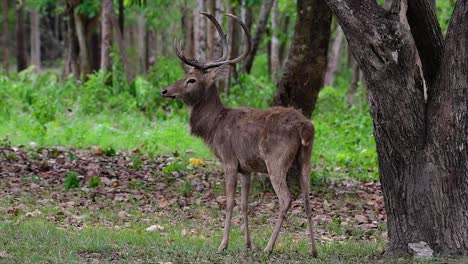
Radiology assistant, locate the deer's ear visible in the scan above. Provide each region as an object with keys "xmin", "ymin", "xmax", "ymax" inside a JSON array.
[{"xmin": 209, "ymin": 64, "xmax": 230, "ymax": 81}]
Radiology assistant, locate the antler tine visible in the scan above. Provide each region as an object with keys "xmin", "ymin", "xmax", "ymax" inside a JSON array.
[
  {"xmin": 174, "ymin": 13, "xmax": 251, "ymax": 70},
  {"xmin": 173, "ymin": 38, "xmax": 205, "ymax": 69},
  {"xmin": 199, "ymin": 14, "xmax": 252, "ymax": 70},
  {"xmin": 200, "ymin": 12, "xmax": 228, "ymax": 62},
  {"xmin": 224, "ymin": 14, "xmax": 252, "ymax": 64}
]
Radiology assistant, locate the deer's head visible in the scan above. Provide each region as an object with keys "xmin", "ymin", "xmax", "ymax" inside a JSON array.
[{"xmin": 161, "ymin": 13, "xmax": 251, "ymax": 105}]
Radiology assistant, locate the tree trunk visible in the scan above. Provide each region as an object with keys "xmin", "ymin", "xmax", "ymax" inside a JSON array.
[
  {"xmin": 100, "ymin": 0, "xmax": 113, "ymax": 72},
  {"xmin": 273, "ymin": 0, "xmax": 332, "ymax": 118},
  {"xmin": 206, "ymin": 0, "xmax": 216, "ymax": 61},
  {"xmin": 181, "ymin": 4, "xmax": 194, "ymax": 70},
  {"xmin": 325, "ymin": 0, "xmax": 467, "ymax": 256},
  {"xmin": 193, "ymin": 0, "xmax": 206, "ymax": 62},
  {"xmin": 270, "ymin": 0, "xmax": 280, "ymax": 81},
  {"xmin": 30, "ymin": 10, "xmax": 41, "ymax": 70},
  {"xmin": 323, "ymin": 26, "xmax": 343, "ymax": 86},
  {"xmin": 137, "ymin": 12, "xmax": 147, "ymax": 74},
  {"xmin": 279, "ymin": 15, "xmax": 290, "ymax": 68},
  {"xmin": 2, "ymin": 0, "xmax": 9, "ymax": 74},
  {"xmin": 63, "ymin": 3, "xmax": 80, "ymax": 79},
  {"xmin": 345, "ymin": 58, "xmax": 361, "ymax": 106},
  {"xmin": 241, "ymin": 0, "xmax": 274, "ymax": 73},
  {"xmin": 74, "ymin": 12, "xmax": 91, "ymax": 77},
  {"xmin": 15, "ymin": 1, "xmax": 27, "ymax": 72},
  {"xmin": 118, "ymin": 0, "xmax": 124, "ymax": 36},
  {"xmin": 110, "ymin": 6, "xmax": 133, "ymax": 82}
]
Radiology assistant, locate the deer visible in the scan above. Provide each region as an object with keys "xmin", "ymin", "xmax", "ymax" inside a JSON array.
[{"xmin": 161, "ymin": 12, "xmax": 318, "ymax": 258}]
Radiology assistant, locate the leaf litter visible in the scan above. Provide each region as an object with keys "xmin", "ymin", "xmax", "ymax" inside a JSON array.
[{"xmin": 0, "ymin": 145, "xmax": 386, "ymax": 242}]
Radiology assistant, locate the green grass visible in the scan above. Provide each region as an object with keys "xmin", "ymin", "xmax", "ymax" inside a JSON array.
[{"xmin": 0, "ymin": 217, "xmax": 385, "ymax": 264}]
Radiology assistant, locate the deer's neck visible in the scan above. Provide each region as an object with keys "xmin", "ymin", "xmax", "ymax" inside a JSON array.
[{"xmin": 189, "ymin": 85, "xmax": 226, "ymax": 144}]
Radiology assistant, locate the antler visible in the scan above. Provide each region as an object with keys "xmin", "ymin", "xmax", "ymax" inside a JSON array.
[{"xmin": 174, "ymin": 13, "xmax": 252, "ymax": 70}]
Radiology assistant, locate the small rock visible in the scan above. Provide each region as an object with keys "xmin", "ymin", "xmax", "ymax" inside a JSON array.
[
  {"xmin": 408, "ymin": 241, "xmax": 433, "ymax": 258},
  {"xmin": 146, "ymin": 224, "xmax": 164, "ymax": 232},
  {"xmin": 25, "ymin": 210, "xmax": 42, "ymax": 217},
  {"xmin": 118, "ymin": 211, "xmax": 129, "ymax": 219},
  {"xmin": 355, "ymin": 214, "xmax": 368, "ymax": 224}
]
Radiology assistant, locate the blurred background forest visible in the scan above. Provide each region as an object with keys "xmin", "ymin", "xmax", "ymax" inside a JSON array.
[{"xmin": 0, "ymin": 0, "xmax": 456, "ymax": 182}]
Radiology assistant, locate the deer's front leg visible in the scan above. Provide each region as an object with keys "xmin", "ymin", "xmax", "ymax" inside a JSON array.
[
  {"xmin": 240, "ymin": 173, "xmax": 252, "ymax": 249},
  {"xmin": 217, "ymin": 166, "xmax": 238, "ymax": 253}
]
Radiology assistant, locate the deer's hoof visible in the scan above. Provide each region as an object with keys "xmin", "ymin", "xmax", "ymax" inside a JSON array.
[
  {"xmin": 263, "ymin": 247, "xmax": 272, "ymax": 255},
  {"xmin": 311, "ymin": 249, "xmax": 318, "ymax": 258},
  {"xmin": 217, "ymin": 241, "xmax": 228, "ymax": 253}
]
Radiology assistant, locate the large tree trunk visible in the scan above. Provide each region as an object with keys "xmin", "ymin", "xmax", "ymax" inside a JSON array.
[
  {"xmin": 15, "ymin": 1, "xmax": 27, "ymax": 72},
  {"xmin": 241, "ymin": 0, "xmax": 274, "ymax": 73},
  {"xmin": 100, "ymin": 0, "xmax": 113, "ymax": 72},
  {"xmin": 323, "ymin": 26, "xmax": 343, "ymax": 86},
  {"xmin": 270, "ymin": 0, "xmax": 280, "ymax": 81},
  {"xmin": 30, "ymin": 10, "xmax": 41, "ymax": 70},
  {"xmin": 2, "ymin": 0, "xmax": 9, "ymax": 74},
  {"xmin": 273, "ymin": 0, "xmax": 332, "ymax": 118},
  {"xmin": 325, "ymin": 0, "xmax": 467, "ymax": 256}
]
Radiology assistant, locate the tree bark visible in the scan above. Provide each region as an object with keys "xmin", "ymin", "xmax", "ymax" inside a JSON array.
[
  {"xmin": 241, "ymin": 0, "xmax": 274, "ymax": 73},
  {"xmin": 137, "ymin": 12, "xmax": 147, "ymax": 74},
  {"xmin": 15, "ymin": 1, "xmax": 27, "ymax": 72},
  {"xmin": 30, "ymin": 10, "xmax": 41, "ymax": 70},
  {"xmin": 118, "ymin": 0, "xmax": 124, "ymax": 36},
  {"xmin": 193, "ymin": 0, "xmax": 206, "ymax": 62},
  {"xmin": 181, "ymin": 4, "xmax": 194, "ymax": 70},
  {"xmin": 74, "ymin": 12, "xmax": 91, "ymax": 77},
  {"xmin": 273, "ymin": 0, "xmax": 332, "ymax": 118},
  {"xmin": 63, "ymin": 2, "xmax": 80, "ymax": 79},
  {"xmin": 325, "ymin": 0, "xmax": 468, "ymax": 256},
  {"xmin": 345, "ymin": 58, "xmax": 361, "ymax": 105},
  {"xmin": 110, "ymin": 6, "xmax": 133, "ymax": 82},
  {"xmin": 2, "ymin": 0, "xmax": 9, "ymax": 74},
  {"xmin": 324, "ymin": 26, "xmax": 343, "ymax": 86},
  {"xmin": 100, "ymin": 0, "xmax": 113, "ymax": 72},
  {"xmin": 206, "ymin": 0, "xmax": 216, "ymax": 61},
  {"xmin": 270, "ymin": 0, "xmax": 280, "ymax": 81}
]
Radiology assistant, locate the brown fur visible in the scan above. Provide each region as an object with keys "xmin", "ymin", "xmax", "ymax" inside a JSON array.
[{"xmin": 162, "ymin": 66, "xmax": 318, "ymax": 257}]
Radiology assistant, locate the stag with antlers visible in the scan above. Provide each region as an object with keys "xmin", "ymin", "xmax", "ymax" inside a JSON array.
[{"xmin": 161, "ymin": 12, "xmax": 318, "ymax": 258}]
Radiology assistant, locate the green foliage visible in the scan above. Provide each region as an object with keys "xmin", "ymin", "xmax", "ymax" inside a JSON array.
[
  {"xmin": 103, "ymin": 146, "xmax": 117, "ymax": 157},
  {"xmin": 64, "ymin": 171, "xmax": 80, "ymax": 190},
  {"xmin": 176, "ymin": 179, "xmax": 192, "ymax": 196},
  {"xmin": 88, "ymin": 176, "xmax": 101, "ymax": 188},
  {"xmin": 129, "ymin": 153, "xmax": 143, "ymax": 169},
  {"xmin": 162, "ymin": 158, "xmax": 188, "ymax": 174},
  {"xmin": 436, "ymin": 0, "xmax": 456, "ymax": 33}
]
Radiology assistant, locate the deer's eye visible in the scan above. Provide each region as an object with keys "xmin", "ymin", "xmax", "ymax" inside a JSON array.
[{"xmin": 186, "ymin": 79, "xmax": 196, "ymax": 85}]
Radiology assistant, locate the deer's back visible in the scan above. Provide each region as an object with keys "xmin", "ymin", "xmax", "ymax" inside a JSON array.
[{"xmin": 211, "ymin": 106, "xmax": 314, "ymax": 174}]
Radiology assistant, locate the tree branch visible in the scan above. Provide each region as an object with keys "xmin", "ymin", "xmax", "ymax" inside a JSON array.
[{"xmin": 407, "ymin": 0, "xmax": 444, "ymax": 91}]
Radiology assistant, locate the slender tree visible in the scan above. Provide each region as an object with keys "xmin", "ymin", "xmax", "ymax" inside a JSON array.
[
  {"xmin": 15, "ymin": 0, "xmax": 27, "ymax": 71},
  {"xmin": 325, "ymin": 0, "xmax": 467, "ymax": 256},
  {"xmin": 30, "ymin": 9, "xmax": 41, "ymax": 70},
  {"xmin": 100, "ymin": 0, "xmax": 113, "ymax": 72},
  {"xmin": 270, "ymin": 0, "xmax": 280, "ymax": 81},
  {"xmin": 324, "ymin": 26, "xmax": 343, "ymax": 86},
  {"xmin": 193, "ymin": 0, "xmax": 206, "ymax": 62},
  {"xmin": 2, "ymin": 0, "xmax": 9, "ymax": 74},
  {"xmin": 242, "ymin": 0, "xmax": 274, "ymax": 73}
]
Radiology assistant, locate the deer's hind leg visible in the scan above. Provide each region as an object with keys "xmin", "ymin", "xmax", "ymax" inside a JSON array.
[
  {"xmin": 262, "ymin": 142, "xmax": 297, "ymax": 254},
  {"xmin": 298, "ymin": 143, "xmax": 318, "ymax": 258}
]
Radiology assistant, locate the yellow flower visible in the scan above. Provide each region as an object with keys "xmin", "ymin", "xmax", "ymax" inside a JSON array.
[{"xmin": 189, "ymin": 158, "xmax": 205, "ymax": 167}]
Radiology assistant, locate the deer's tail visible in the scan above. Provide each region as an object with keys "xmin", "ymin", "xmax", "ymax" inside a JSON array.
[{"xmin": 299, "ymin": 122, "xmax": 314, "ymax": 146}]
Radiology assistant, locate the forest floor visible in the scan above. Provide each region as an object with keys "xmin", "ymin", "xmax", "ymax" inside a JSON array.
[{"xmin": 0, "ymin": 146, "xmax": 462, "ymax": 263}]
